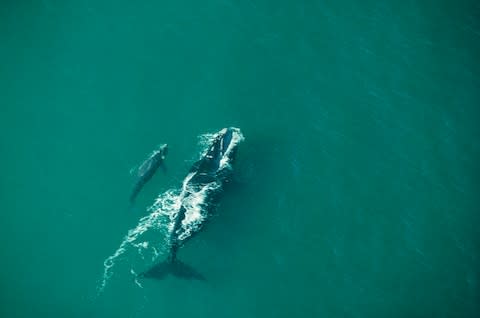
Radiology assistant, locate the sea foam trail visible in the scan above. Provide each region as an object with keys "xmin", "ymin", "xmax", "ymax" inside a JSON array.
[
  {"xmin": 97, "ymin": 133, "xmax": 218, "ymax": 294},
  {"xmin": 97, "ymin": 189, "xmax": 179, "ymax": 294}
]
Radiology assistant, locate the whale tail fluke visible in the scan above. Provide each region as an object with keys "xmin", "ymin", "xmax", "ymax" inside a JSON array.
[{"xmin": 136, "ymin": 259, "xmax": 206, "ymax": 281}]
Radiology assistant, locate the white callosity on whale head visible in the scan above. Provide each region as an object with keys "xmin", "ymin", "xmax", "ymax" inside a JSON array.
[{"xmin": 219, "ymin": 127, "xmax": 244, "ymax": 170}]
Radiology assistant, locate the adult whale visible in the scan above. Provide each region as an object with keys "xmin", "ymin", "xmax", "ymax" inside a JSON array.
[
  {"xmin": 130, "ymin": 144, "xmax": 168, "ymax": 203},
  {"xmin": 138, "ymin": 127, "xmax": 244, "ymax": 280}
]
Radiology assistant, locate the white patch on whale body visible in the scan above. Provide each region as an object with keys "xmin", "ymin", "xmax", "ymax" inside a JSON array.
[{"xmin": 177, "ymin": 180, "xmax": 221, "ymax": 241}]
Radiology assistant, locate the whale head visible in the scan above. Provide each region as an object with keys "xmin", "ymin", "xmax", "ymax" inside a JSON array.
[
  {"xmin": 192, "ymin": 127, "xmax": 244, "ymax": 178},
  {"xmin": 159, "ymin": 144, "xmax": 168, "ymax": 158},
  {"xmin": 210, "ymin": 127, "xmax": 243, "ymax": 169}
]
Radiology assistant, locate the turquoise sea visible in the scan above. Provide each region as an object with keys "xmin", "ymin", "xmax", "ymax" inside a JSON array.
[{"xmin": 1, "ymin": 1, "xmax": 479, "ymax": 317}]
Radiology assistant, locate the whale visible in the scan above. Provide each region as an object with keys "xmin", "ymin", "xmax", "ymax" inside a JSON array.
[
  {"xmin": 137, "ymin": 127, "xmax": 244, "ymax": 280},
  {"xmin": 130, "ymin": 144, "xmax": 168, "ymax": 203}
]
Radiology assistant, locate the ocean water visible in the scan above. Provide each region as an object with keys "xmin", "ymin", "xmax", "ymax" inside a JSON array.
[{"xmin": 1, "ymin": 1, "xmax": 479, "ymax": 317}]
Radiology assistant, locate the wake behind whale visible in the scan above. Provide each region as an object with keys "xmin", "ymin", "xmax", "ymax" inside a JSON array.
[{"xmin": 98, "ymin": 128, "xmax": 244, "ymax": 292}]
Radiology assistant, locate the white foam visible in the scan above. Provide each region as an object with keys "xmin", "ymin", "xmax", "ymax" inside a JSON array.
[
  {"xmin": 97, "ymin": 189, "xmax": 179, "ymax": 294},
  {"xmin": 178, "ymin": 180, "xmax": 221, "ymax": 241}
]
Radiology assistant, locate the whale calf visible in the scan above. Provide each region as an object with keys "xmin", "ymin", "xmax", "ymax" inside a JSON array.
[
  {"xmin": 138, "ymin": 127, "xmax": 244, "ymax": 280},
  {"xmin": 130, "ymin": 144, "xmax": 168, "ymax": 203}
]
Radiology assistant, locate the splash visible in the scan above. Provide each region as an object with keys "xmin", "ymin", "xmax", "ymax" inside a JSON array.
[{"xmin": 176, "ymin": 176, "xmax": 221, "ymax": 241}]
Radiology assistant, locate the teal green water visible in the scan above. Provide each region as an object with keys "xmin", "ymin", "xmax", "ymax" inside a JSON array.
[{"xmin": 1, "ymin": 1, "xmax": 479, "ymax": 317}]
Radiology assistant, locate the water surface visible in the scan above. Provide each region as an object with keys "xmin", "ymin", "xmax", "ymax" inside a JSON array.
[{"xmin": 0, "ymin": 1, "xmax": 479, "ymax": 317}]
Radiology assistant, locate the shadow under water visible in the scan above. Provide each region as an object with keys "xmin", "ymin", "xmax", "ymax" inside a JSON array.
[{"xmin": 137, "ymin": 260, "xmax": 206, "ymax": 281}]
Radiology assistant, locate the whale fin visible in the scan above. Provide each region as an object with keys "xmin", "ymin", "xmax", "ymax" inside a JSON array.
[{"xmin": 137, "ymin": 259, "xmax": 206, "ymax": 281}]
